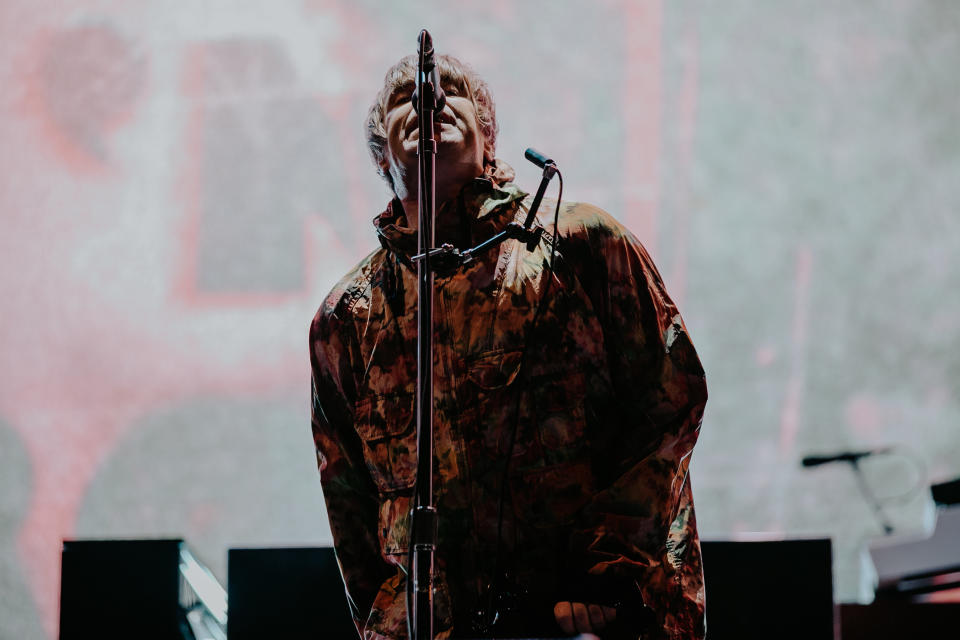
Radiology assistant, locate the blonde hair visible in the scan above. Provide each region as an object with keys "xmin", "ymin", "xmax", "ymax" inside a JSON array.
[{"xmin": 365, "ymin": 54, "xmax": 498, "ymax": 189}]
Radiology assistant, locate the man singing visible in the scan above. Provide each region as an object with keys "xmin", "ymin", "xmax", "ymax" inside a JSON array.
[{"xmin": 310, "ymin": 53, "xmax": 707, "ymax": 639}]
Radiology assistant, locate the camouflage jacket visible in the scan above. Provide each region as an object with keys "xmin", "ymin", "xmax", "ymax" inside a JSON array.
[{"xmin": 310, "ymin": 162, "xmax": 707, "ymax": 639}]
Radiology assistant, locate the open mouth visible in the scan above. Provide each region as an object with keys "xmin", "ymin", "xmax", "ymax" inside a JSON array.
[{"xmin": 406, "ymin": 111, "xmax": 456, "ymax": 138}]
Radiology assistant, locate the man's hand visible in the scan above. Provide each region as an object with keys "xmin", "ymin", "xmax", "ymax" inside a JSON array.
[{"xmin": 553, "ymin": 601, "xmax": 617, "ymax": 636}]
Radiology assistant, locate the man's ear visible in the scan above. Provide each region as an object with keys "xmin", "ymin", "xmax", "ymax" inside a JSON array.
[{"xmin": 378, "ymin": 156, "xmax": 391, "ymax": 179}]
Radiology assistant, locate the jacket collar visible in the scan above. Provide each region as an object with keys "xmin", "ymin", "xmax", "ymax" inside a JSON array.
[{"xmin": 374, "ymin": 159, "xmax": 527, "ymax": 259}]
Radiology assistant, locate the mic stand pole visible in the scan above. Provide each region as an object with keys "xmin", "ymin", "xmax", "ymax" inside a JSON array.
[{"xmin": 410, "ymin": 28, "xmax": 441, "ymax": 640}]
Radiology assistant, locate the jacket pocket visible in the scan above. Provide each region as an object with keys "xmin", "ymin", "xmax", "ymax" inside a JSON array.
[
  {"xmin": 354, "ymin": 392, "xmax": 417, "ymax": 493},
  {"xmin": 465, "ymin": 348, "xmax": 523, "ymax": 391}
]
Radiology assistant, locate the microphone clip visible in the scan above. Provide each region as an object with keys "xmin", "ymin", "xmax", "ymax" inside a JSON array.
[{"xmin": 409, "ymin": 148, "xmax": 559, "ymax": 275}]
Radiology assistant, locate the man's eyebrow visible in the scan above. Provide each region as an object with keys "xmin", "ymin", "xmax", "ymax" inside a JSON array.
[{"xmin": 387, "ymin": 80, "xmax": 415, "ymax": 103}]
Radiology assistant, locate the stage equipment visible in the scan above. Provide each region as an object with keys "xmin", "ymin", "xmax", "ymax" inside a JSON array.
[
  {"xmin": 801, "ymin": 448, "xmax": 890, "ymax": 467},
  {"xmin": 59, "ymin": 538, "xmax": 225, "ymax": 640},
  {"xmin": 870, "ymin": 502, "xmax": 960, "ymax": 601},
  {"xmin": 226, "ymin": 547, "xmax": 354, "ymax": 640},
  {"xmin": 180, "ymin": 545, "xmax": 228, "ymax": 639},
  {"xmin": 845, "ymin": 496, "xmax": 960, "ymax": 639},
  {"xmin": 700, "ymin": 538, "xmax": 834, "ymax": 640},
  {"xmin": 800, "ymin": 447, "xmax": 897, "ymax": 535},
  {"xmin": 840, "ymin": 601, "xmax": 960, "ymax": 640},
  {"xmin": 931, "ymin": 476, "xmax": 960, "ymax": 506}
]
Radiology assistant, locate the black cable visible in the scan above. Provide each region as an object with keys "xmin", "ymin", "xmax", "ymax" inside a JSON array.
[
  {"xmin": 482, "ymin": 169, "xmax": 564, "ymax": 630},
  {"xmin": 404, "ymin": 167, "xmax": 564, "ymax": 636}
]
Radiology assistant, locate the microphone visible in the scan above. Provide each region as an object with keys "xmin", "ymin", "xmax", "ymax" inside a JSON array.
[
  {"xmin": 413, "ymin": 30, "xmax": 445, "ymax": 111},
  {"xmin": 524, "ymin": 147, "xmax": 554, "ymax": 168},
  {"xmin": 801, "ymin": 448, "xmax": 890, "ymax": 467}
]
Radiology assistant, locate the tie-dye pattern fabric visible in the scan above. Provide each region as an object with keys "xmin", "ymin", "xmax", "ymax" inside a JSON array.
[{"xmin": 309, "ymin": 162, "xmax": 707, "ymax": 639}]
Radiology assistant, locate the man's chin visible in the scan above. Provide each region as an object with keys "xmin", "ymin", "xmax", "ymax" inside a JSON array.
[
  {"xmin": 435, "ymin": 136, "xmax": 472, "ymax": 158},
  {"xmin": 392, "ymin": 138, "xmax": 480, "ymax": 183}
]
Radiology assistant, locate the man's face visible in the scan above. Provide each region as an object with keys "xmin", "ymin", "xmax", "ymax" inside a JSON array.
[{"xmin": 379, "ymin": 77, "xmax": 494, "ymax": 198}]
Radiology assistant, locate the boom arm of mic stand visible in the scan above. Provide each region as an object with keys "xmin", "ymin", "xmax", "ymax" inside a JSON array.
[
  {"xmin": 461, "ymin": 161, "xmax": 557, "ymax": 261},
  {"xmin": 410, "ymin": 160, "xmax": 558, "ymax": 272}
]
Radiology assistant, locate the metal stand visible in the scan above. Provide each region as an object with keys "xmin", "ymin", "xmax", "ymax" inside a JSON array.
[
  {"xmin": 408, "ymin": 28, "xmax": 442, "ymax": 640},
  {"xmin": 850, "ymin": 459, "xmax": 895, "ymax": 535},
  {"xmin": 411, "ymin": 150, "xmax": 558, "ymax": 275},
  {"xmin": 404, "ymin": 31, "xmax": 558, "ymax": 637}
]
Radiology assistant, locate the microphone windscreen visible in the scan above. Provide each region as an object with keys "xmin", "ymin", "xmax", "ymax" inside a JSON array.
[{"xmin": 524, "ymin": 148, "xmax": 553, "ymax": 168}]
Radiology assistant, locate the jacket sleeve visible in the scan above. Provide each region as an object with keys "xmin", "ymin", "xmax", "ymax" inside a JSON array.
[
  {"xmin": 310, "ymin": 303, "xmax": 394, "ymax": 636},
  {"xmin": 562, "ymin": 204, "xmax": 708, "ymax": 640}
]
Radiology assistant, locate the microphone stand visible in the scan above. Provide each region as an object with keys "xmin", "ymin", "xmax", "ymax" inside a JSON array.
[
  {"xmin": 801, "ymin": 450, "xmax": 895, "ymax": 535},
  {"xmin": 404, "ymin": 30, "xmax": 557, "ymax": 638},
  {"xmin": 409, "ymin": 28, "xmax": 442, "ymax": 640},
  {"xmin": 849, "ymin": 458, "xmax": 895, "ymax": 536}
]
